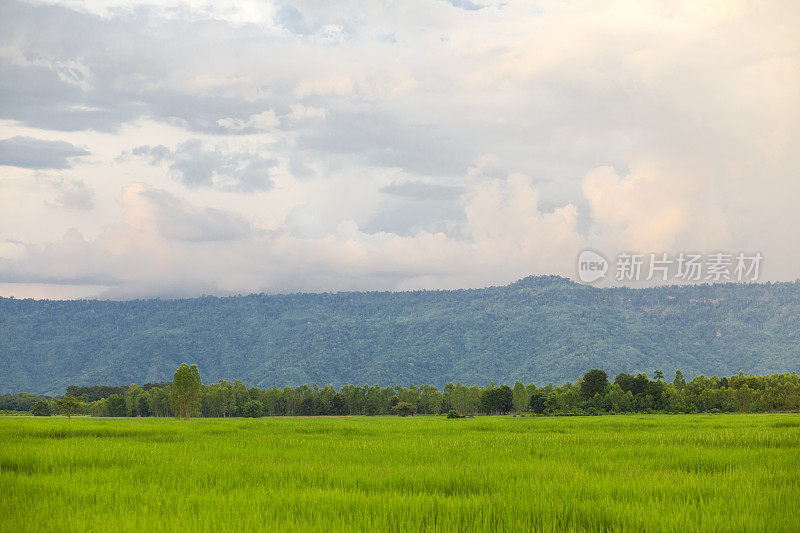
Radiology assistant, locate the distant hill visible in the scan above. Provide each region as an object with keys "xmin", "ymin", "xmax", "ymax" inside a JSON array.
[{"xmin": 1, "ymin": 276, "xmax": 799, "ymax": 395}]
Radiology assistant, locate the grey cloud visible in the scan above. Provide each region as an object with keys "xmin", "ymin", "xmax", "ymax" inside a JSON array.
[
  {"xmin": 0, "ymin": 2, "xmax": 135, "ymax": 131},
  {"xmin": 132, "ymin": 141, "xmax": 277, "ymax": 192},
  {"xmin": 443, "ymin": 0, "xmax": 486, "ymax": 11},
  {"xmin": 0, "ymin": 1, "xmax": 504, "ymax": 180},
  {"xmin": 274, "ymin": 3, "xmax": 360, "ymax": 39},
  {"xmin": 54, "ymin": 179, "xmax": 94, "ymax": 210},
  {"xmin": 0, "ymin": 136, "xmax": 89, "ymax": 169},
  {"xmin": 166, "ymin": 140, "xmax": 221, "ymax": 188},
  {"xmin": 139, "ymin": 188, "xmax": 253, "ymax": 243},
  {"xmin": 366, "ymin": 180, "xmax": 466, "ymax": 236},
  {"xmin": 287, "ymin": 155, "xmax": 316, "ymax": 180},
  {"xmin": 132, "ymin": 144, "xmax": 170, "ymax": 164},
  {"xmin": 0, "ymin": 0, "xmax": 485, "ymax": 185},
  {"xmin": 296, "ymin": 108, "xmax": 476, "ymax": 176},
  {"xmin": 363, "ymin": 200, "xmax": 465, "ymax": 237},
  {"xmin": 2, "ymin": 0, "xmax": 798, "ymax": 300},
  {"xmin": 0, "ymin": 1, "xmax": 283, "ymax": 133},
  {"xmin": 276, "ymin": 5, "xmax": 312, "ymax": 35},
  {"xmin": 0, "ymin": 0, "xmax": 649, "ymax": 187},
  {"xmin": 380, "ymin": 181, "xmax": 465, "ymax": 201},
  {"xmin": 145, "ymin": 92, "xmax": 282, "ymax": 136},
  {"xmin": 0, "ymin": 57, "xmax": 140, "ymax": 133}
]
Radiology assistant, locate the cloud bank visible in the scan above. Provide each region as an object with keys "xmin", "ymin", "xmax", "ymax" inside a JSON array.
[{"xmin": 0, "ymin": 0, "xmax": 798, "ymax": 298}]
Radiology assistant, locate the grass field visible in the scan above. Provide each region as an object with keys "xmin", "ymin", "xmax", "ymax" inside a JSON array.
[{"xmin": 1, "ymin": 414, "xmax": 799, "ymax": 532}]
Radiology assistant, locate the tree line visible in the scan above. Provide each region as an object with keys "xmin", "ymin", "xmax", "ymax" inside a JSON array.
[{"xmin": 4, "ymin": 364, "xmax": 799, "ymax": 418}]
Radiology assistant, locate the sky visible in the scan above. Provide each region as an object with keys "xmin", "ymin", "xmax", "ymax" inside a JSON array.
[{"xmin": 0, "ymin": 0, "xmax": 798, "ymax": 299}]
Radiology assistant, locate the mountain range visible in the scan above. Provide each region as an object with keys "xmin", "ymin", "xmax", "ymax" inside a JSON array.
[{"xmin": 1, "ymin": 276, "xmax": 799, "ymax": 395}]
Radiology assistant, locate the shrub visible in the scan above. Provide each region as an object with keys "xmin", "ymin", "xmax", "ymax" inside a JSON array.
[
  {"xmin": 391, "ymin": 402, "xmax": 416, "ymax": 417},
  {"xmin": 242, "ymin": 400, "xmax": 264, "ymax": 418},
  {"xmin": 446, "ymin": 410, "xmax": 462, "ymax": 419}
]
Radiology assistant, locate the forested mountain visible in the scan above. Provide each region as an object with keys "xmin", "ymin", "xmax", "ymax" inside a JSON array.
[{"xmin": 1, "ymin": 276, "xmax": 799, "ymax": 395}]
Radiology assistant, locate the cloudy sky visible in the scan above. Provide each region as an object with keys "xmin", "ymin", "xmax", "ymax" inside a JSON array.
[{"xmin": 0, "ymin": 0, "xmax": 798, "ymax": 299}]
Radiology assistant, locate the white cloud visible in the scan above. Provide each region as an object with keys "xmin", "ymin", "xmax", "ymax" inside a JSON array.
[
  {"xmin": 217, "ymin": 110, "xmax": 279, "ymax": 132},
  {"xmin": 288, "ymin": 104, "xmax": 327, "ymax": 120},
  {"xmin": 293, "ymin": 75, "xmax": 355, "ymax": 98}
]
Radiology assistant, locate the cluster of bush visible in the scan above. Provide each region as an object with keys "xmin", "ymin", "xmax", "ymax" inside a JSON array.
[
  {"xmin": 3, "ymin": 367, "xmax": 798, "ymax": 418},
  {"xmin": 527, "ymin": 369, "xmax": 800, "ymax": 415}
]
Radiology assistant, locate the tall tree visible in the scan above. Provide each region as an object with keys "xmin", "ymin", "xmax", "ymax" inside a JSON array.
[
  {"xmin": 56, "ymin": 395, "xmax": 82, "ymax": 419},
  {"xmin": 331, "ymin": 393, "xmax": 347, "ymax": 415},
  {"xmin": 106, "ymin": 394, "xmax": 128, "ymax": 417},
  {"xmin": 171, "ymin": 364, "xmax": 202, "ymax": 420},
  {"xmin": 512, "ymin": 381, "xmax": 528, "ymax": 413},
  {"xmin": 125, "ymin": 384, "xmax": 145, "ymax": 416},
  {"xmin": 580, "ymin": 369, "xmax": 609, "ymax": 400},
  {"xmin": 480, "ymin": 385, "xmax": 514, "ymax": 414},
  {"xmin": 528, "ymin": 390, "xmax": 548, "ymax": 414}
]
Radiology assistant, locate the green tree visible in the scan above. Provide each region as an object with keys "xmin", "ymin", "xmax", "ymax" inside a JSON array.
[
  {"xmin": 674, "ymin": 370, "xmax": 686, "ymax": 389},
  {"xmin": 106, "ymin": 394, "xmax": 128, "ymax": 417},
  {"xmin": 136, "ymin": 396, "xmax": 151, "ymax": 417},
  {"xmin": 331, "ymin": 393, "xmax": 347, "ymax": 415},
  {"xmin": 171, "ymin": 363, "xmax": 202, "ymax": 420},
  {"xmin": 604, "ymin": 384, "xmax": 631, "ymax": 413},
  {"xmin": 653, "ymin": 370, "xmax": 664, "ymax": 381},
  {"xmin": 147, "ymin": 386, "xmax": 172, "ymax": 417},
  {"xmin": 56, "ymin": 395, "xmax": 83, "ymax": 419},
  {"xmin": 391, "ymin": 401, "xmax": 416, "ymax": 416},
  {"xmin": 580, "ymin": 369, "xmax": 609, "ymax": 400},
  {"xmin": 298, "ymin": 396, "xmax": 314, "ymax": 416},
  {"xmin": 364, "ymin": 387, "xmax": 382, "ymax": 416},
  {"xmin": 480, "ymin": 385, "xmax": 514, "ymax": 414},
  {"xmin": 497, "ymin": 385, "xmax": 514, "ymax": 413},
  {"xmin": 242, "ymin": 400, "xmax": 264, "ymax": 418},
  {"xmin": 32, "ymin": 400, "xmax": 52, "ymax": 416},
  {"xmin": 528, "ymin": 390, "xmax": 548, "ymax": 414},
  {"xmin": 632, "ymin": 373, "xmax": 650, "ymax": 396},
  {"xmin": 512, "ymin": 381, "xmax": 528, "ymax": 413},
  {"xmin": 125, "ymin": 384, "xmax": 145, "ymax": 416}
]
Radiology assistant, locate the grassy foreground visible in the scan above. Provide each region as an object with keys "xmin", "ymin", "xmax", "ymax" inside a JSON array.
[{"xmin": 1, "ymin": 415, "xmax": 799, "ymax": 532}]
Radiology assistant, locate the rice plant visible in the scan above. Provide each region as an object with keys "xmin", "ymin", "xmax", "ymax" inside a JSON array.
[{"xmin": 1, "ymin": 414, "xmax": 798, "ymax": 532}]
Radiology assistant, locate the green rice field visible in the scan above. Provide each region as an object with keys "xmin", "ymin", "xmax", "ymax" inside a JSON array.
[{"xmin": 2, "ymin": 414, "xmax": 799, "ymax": 532}]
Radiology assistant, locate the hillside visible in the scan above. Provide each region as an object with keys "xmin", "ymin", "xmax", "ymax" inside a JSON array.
[{"xmin": 1, "ymin": 276, "xmax": 799, "ymax": 395}]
